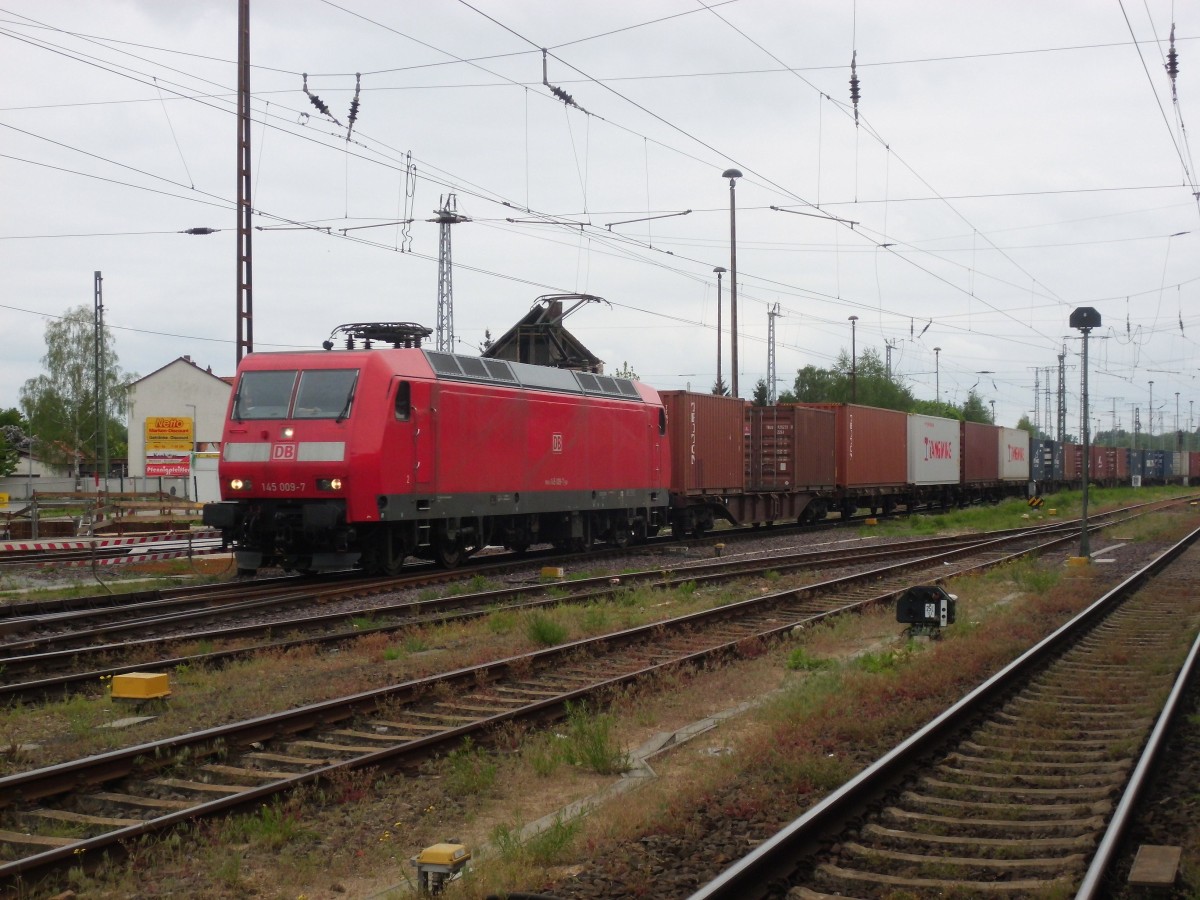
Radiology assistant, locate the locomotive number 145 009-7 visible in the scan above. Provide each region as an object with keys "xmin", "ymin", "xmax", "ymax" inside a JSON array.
[{"xmin": 262, "ymin": 482, "xmax": 305, "ymax": 492}]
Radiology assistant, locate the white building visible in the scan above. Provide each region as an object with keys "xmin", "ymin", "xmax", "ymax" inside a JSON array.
[{"xmin": 127, "ymin": 357, "xmax": 232, "ymax": 503}]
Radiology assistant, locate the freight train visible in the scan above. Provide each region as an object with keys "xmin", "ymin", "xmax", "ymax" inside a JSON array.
[{"xmin": 201, "ymin": 326, "xmax": 1189, "ymax": 575}]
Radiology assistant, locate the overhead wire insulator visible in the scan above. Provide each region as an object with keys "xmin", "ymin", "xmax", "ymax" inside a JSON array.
[
  {"xmin": 849, "ymin": 50, "xmax": 861, "ymax": 124},
  {"xmin": 302, "ymin": 72, "xmax": 341, "ymax": 126},
  {"xmin": 1166, "ymin": 24, "xmax": 1179, "ymax": 100},
  {"xmin": 541, "ymin": 47, "xmax": 591, "ymax": 114},
  {"xmin": 346, "ymin": 72, "xmax": 362, "ymax": 141}
]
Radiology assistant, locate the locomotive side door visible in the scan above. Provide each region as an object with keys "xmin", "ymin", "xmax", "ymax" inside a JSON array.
[{"xmin": 403, "ymin": 378, "xmax": 435, "ymax": 487}]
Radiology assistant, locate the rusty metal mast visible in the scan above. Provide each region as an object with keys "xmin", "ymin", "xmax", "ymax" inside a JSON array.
[{"xmin": 236, "ymin": 0, "xmax": 253, "ymax": 362}]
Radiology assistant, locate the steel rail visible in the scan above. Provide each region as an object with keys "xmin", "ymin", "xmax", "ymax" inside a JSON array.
[
  {"xmin": 0, "ymin": 520, "xmax": 1114, "ymax": 701},
  {"xmin": 1075, "ymin": 619, "xmax": 1200, "ymax": 898},
  {"xmin": 0, "ymin": 527, "xmax": 1094, "ymax": 885},
  {"xmin": 688, "ymin": 522, "xmax": 1200, "ymax": 900}
]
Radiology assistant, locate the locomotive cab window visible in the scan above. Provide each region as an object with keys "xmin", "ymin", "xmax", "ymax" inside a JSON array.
[
  {"xmin": 233, "ymin": 370, "xmax": 298, "ymax": 420},
  {"xmin": 294, "ymin": 369, "xmax": 359, "ymax": 420},
  {"xmin": 394, "ymin": 381, "xmax": 412, "ymax": 421}
]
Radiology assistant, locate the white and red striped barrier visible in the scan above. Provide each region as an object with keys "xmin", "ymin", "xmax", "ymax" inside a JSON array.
[
  {"xmin": 75, "ymin": 545, "xmax": 229, "ymax": 567},
  {"xmin": 1, "ymin": 530, "xmax": 222, "ymax": 553}
]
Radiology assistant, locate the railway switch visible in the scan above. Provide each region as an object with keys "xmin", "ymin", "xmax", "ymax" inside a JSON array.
[{"xmin": 411, "ymin": 841, "xmax": 470, "ymax": 894}]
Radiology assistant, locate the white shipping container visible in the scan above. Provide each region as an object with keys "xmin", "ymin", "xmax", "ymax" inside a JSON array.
[
  {"xmin": 999, "ymin": 427, "xmax": 1030, "ymax": 481},
  {"xmin": 907, "ymin": 414, "xmax": 960, "ymax": 485}
]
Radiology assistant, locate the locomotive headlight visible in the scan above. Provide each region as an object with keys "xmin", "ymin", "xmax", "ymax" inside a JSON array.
[
  {"xmin": 282, "ymin": 427, "xmax": 295, "ymax": 438},
  {"xmin": 230, "ymin": 478, "xmax": 251, "ymax": 491},
  {"xmin": 317, "ymin": 477, "xmax": 344, "ymax": 491}
]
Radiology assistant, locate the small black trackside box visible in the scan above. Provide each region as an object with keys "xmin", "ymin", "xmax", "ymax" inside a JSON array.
[{"xmin": 896, "ymin": 585, "xmax": 957, "ymax": 627}]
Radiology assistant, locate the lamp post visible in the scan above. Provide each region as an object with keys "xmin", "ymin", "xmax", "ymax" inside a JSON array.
[
  {"xmin": 1070, "ymin": 306, "xmax": 1102, "ymax": 560},
  {"xmin": 713, "ymin": 266, "xmax": 726, "ymax": 394},
  {"xmin": 1176, "ymin": 392, "xmax": 1181, "ymax": 448},
  {"xmin": 933, "ymin": 347, "xmax": 942, "ymax": 401},
  {"xmin": 1148, "ymin": 381, "xmax": 1154, "ymax": 441},
  {"xmin": 185, "ymin": 404, "xmax": 197, "ymax": 501},
  {"xmin": 721, "ymin": 168, "xmax": 743, "ymax": 398},
  {"xmin": 990, "ymin": 399, "xmax": 996, "ymax": 423},
  {"xmin": 848, "ymin": 315, "xmax": 859, "ymax": 402}
]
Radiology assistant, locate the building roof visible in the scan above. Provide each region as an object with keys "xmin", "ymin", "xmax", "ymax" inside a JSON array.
[{"xmin": 130, "ymin": 356, "xmax": 232, "ymax": 388}]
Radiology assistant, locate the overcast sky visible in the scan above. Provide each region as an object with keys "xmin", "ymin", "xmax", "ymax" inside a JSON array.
[{"xmin": 3, "ymin": 1, "xmax": 1198, "ymax": 438}]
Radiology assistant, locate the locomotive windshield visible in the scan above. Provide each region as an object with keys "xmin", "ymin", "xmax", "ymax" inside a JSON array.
[
  {"xmin": 233, "ymin": 370, "xmax": 297, "ymax": 420},
  {"xmin": 294, "ymin": 369, "xmax": 359, "ymax": 419},
  {"xmin": 231, "ymin": 368, "xmax": 359, "ymax": 420}
]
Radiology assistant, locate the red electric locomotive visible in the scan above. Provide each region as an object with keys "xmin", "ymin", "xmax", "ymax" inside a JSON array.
[{"xmin": 202, "ymin": 323, "xmax": 670, "ymax": 575}]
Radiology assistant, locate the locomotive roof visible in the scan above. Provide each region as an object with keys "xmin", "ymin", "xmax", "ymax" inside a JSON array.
[
  {"xmin": 424, "ymin": 350, "xmax": 644, "ymax": 402},
  {"xmin": 238, "ymin": 347, "xmax": 646, "ymax": 402}
]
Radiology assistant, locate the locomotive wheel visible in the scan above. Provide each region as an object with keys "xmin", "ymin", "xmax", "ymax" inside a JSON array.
[
  {"xmin": 436, "ymin": 535, "xmax": 463, "ymax": 571},
  {"xmin": 609, "ymin": 517, "xmax": 631, "ymax": 549}
]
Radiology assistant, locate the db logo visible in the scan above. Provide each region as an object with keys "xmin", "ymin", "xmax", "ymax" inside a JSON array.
[
  {"xmin": 272, "ymin": 444, "xmax": 297, "ymax": 460},
  {"xmin": 551, "ymin": 433, "xmax": 564, "ymax": 454}
]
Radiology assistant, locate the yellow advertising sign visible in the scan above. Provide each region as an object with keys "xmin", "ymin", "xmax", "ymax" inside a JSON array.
[
  {"xmin": 0, "ymin": 493, "xmax": 9, "ymax": 505},
  {"xmin": 146, "ymin": 416, "xmax": 194, "ymax": 451}
]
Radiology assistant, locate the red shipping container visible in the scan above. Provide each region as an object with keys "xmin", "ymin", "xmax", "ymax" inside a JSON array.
[
  {"xmin": 661, "ymin": 391, "xmax": 746, "ymax": 495},
  {"xmin": 962, "ymin": 421, "xmax": 1001, "ymax": 483},
  {"xmin": 745, "ymin": 405, "xmax": 836, "ymax": 491},
  {"xmin": 1190, "ymin": 451, "xmax": 1200, "ymax": 479},
  {"xmin": 1115, "ymin": 447, "xmax": 1129, "ymax": 480},
  {"xmin": 799, "ymin": 403, "xmax": 908, "ymax": 488}
]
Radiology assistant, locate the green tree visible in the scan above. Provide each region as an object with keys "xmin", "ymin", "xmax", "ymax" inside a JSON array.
[
  {"xmin": 0, "ymin": 433, "xmax": 17, "ymax": 478},
  {"xmin": 19, "ymin": 306, "xmax": 132, "ymax": 479},
  {"xmin": 911, "ymin": 398, "xmax": 962, "ymax": 420},
  {"xmin": 792, "ymin": 364, "xmax": 842, "ymax": 402},
  {"xmin": 0, "ymin": 408, "xmax": 27, "ymax": 476},
  {"xmin": 1015, "ymin": 414, "xmax": 1052, "ymax": 442},
  {"xmin": 711, "ymin": 376, "xmax": 730, "ymax": 396},
  {"xmin": 791, "ymin": 346, "xmax": 915, "ymax": 411},
  {"xmin": 960, "ymin": 388, "xmax": 991, "ymax": 424},
  {"xmin": 751, "ymin": 378, "xmax": 770, "ymax": 407}
]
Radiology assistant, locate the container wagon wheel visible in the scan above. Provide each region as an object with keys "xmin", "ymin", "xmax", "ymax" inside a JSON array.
[{"xmin": 434, "ymin": 539, "xmax": 463, "ymax": 569}]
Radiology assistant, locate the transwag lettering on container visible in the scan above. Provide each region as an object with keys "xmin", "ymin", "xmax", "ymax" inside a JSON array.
[
  {"xmin": 689, "ymin": 401, "xmax": 697, "ymax": 466},
  {"xmin": 924, "ymin": 438, "xmax": 954, "ymax": 461}
]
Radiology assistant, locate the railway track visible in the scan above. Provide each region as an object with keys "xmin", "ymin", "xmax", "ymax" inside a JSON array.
[
  {"xmin": 0, "ymin": 514, "xmax": 1131, "ymax": 704},
  {"xmin": 0, "ymin": 514, "xmax": 1114, "ymax": 889},
  {"xmin": 689, "ymin": 525, "xmax": 1200, "ymax": 899}
]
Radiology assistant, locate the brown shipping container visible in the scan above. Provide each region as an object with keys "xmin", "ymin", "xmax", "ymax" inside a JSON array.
[
  {"xmin": 962, "ymin": 421, "xmax": 1001, "ymax": 483},
  {"xmin": 660, "ymin": 391, "xmax": 746, "ymax": 495},
  {"xmin": 1088, "ymin": 445, "xmax": 1112, "ymax": 481},
  {"xmin": 1191, "ymin": 451, "xmax": 1200, "ymax": 479},
  {"xmin": 799, "ymin": 403, "xmax": 908, "ymax": 488},
  {"xmin": 1062, "ymin": 442, "xmax": 1079, "ymax": 480},
  {"xmin": 1114, "ymin": 447, "xmax": 1129, "ymax": 480},
  {"xmin": 745, "ymin": 405, "xmax": 836, "ymax": 491}
]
